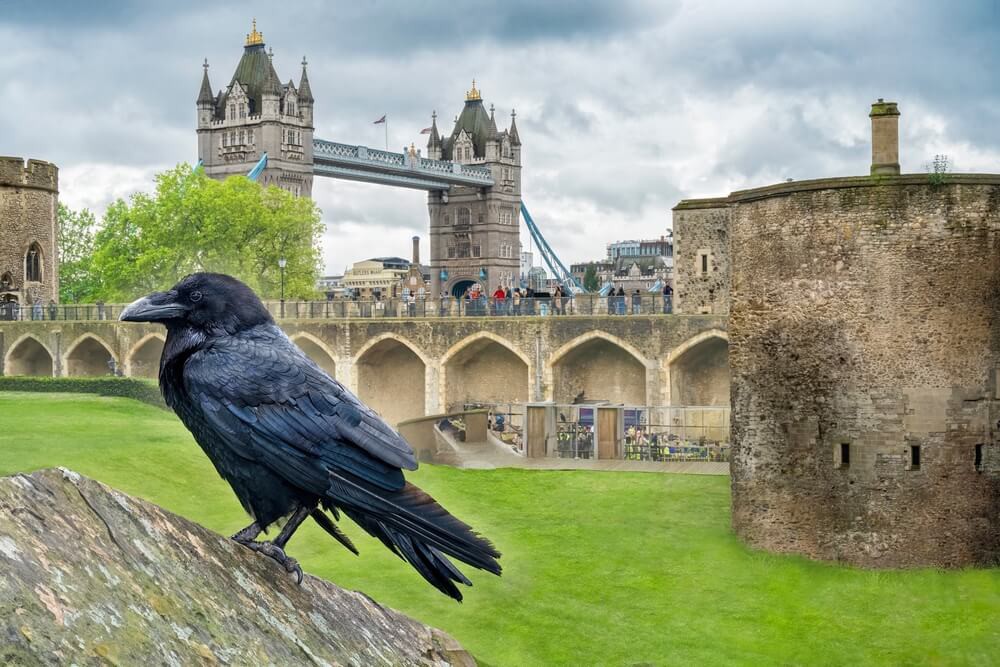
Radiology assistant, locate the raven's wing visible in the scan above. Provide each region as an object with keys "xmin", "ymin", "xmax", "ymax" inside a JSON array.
[{"xmin": 184, "ymin": 325, "xmax": 416, "ymax": 493}]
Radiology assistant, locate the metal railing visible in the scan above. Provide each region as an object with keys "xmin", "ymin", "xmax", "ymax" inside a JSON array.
[
  {"xmin": 0, "ymin": 295, "xmax": 676, "ymax": 322},
  {"xmin": 465, "ymin": 402, "xmax": 526, "ymax": 455}
]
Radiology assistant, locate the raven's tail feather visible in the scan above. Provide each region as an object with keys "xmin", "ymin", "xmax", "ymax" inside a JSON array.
[
  {"xmin": 326, "ymin": 471, "xmax": 501, "ymax": 601},
  {"xmin": 311, "ymin": 508, "xmax": 359, "ymax": 555}
]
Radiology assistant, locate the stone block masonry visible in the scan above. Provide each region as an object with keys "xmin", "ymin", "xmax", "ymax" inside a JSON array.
[
  {"xmin": 727, "ymin": 174, "xmax": 1000, "ymax": 568},
  {"xmin": 0, "ymin": 157, "xmax": 59, "ymax": 307},
  {"xmin": 672, "ymin": 198, "xmax": 730, "ymax": 316}
]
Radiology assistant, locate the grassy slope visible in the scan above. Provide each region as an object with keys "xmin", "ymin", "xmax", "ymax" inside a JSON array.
[{"xmin": 1, "ymin": 392, "xmax": 998, "ymax": 666}]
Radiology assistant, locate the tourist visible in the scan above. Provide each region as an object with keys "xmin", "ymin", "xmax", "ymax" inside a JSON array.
[
  {"xmin": 513, "ymin": 288, "xmax": 522, "ymax": 315},
  {"xmin": 32, "ymin": 300, "xmax": 43, "ymax": 320},
  {"xmin": 493, "ymin": 284, "xmax": 506, "ymax": 315},
  {"xmin": 96, "ymin": 300, "xmax": 106, "ymax": 321},
  {"xmin": 632, "ymin": 289, "xmax": 641, "ymax": 314},
  {"xmin": 504, "ymin": 286, "xmax": 513, "ymax": 315},
  {"xmin": 662, "ymin": 283, "xmax": 673, "ymax": 314},
  {"xmin": 615, "ymin": 286, "xmax": 625, "ymax": 315},
  {"xmin": 48, "ymin": 300, "xmax": 58, "ymax": 321}
]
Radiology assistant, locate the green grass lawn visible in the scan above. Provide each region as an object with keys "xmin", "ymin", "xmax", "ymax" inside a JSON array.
[{"xmin": 2, "ymin": 391, "xmax": 998, "ymax": 666}]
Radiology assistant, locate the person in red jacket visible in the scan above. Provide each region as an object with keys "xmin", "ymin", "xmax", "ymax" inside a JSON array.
[{"xmin": 492, "ymin": 285, "xmax": 507, "ymax": 315}]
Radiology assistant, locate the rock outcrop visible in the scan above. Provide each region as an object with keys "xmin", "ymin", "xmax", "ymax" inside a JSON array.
[{"xmin": 0, "ymin": 468, "xmax": 475, "ymax": 666}]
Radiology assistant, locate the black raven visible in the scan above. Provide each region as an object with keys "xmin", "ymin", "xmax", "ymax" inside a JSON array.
[{"xmin": 120, "ymin": 273, "xmax": 500, "ymax": 600}]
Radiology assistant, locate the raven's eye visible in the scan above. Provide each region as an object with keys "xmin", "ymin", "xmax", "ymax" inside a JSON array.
[{"xmin": 190, "ymin": 290, "xmax": 203, "ymax": 303}]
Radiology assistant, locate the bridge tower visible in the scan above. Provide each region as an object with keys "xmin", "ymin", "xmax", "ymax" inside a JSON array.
[
  {"xmin": 196, "ymin": 20, "xmax": 314, "ymax": 196},
  {"xmin": 427, "ymin": 82, "xmax": 522, "ymax": 297}
]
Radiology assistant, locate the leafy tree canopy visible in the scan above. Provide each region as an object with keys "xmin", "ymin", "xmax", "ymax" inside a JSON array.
[
  {"xmin": 86, "ymin": 165, "xmax": 323, "ymax": 302},
  {"xmin": 57, "ymin": 204, "xmax": 98, "ymax": 302}
]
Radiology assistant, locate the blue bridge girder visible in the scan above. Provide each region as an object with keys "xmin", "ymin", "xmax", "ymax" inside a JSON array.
[{"xmin": 312, "ymin": 138, "xmax": 495, "ymax": 191}]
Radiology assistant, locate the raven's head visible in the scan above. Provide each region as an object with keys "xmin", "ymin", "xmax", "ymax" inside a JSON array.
[{"xmin": 119, "ymin": 273, "xmax": 272, "ymax": 334}]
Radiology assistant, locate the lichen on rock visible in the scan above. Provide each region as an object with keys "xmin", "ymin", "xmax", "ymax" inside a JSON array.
[{"xmin": 0, "ymin": 468, "xmax": 475, "ymax": 666}]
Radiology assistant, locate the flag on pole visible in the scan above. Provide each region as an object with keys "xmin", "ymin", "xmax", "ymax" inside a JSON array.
[
  {"xmin": 419, "ymin": 127, "xmax": 433, "ymax": 134},
  {"xmin": 373, "ymin": 115, "xmax": 386, "ymax": 124}
]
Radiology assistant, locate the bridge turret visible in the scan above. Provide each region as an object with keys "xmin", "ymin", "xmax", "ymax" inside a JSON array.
[
  {"xmin": 196, "ymin": 20, "xmax": 313, "ymax": 197},
  {"xmin": 298, "ymin": 57, "xmax": 314, "ymax": 128},
  {"xmin": 196, "ymin": 59, "xmax": 215, "ymax": 129},
  {"xmin": 428, "ymin": 82, "xmax": 522, "ymax": 298},
  {"xmin": 426, "ymin": 111, "xmax": 442, "ymax": 160}
]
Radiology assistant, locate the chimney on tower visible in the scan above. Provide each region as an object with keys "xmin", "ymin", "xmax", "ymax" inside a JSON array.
[
  {"xmin": 869, "ymin": 99, "xmax": 900, "ymax": 176},
  {"xmin": 412, "ymin": 236, "xmax": 420, "ymax": 265}
]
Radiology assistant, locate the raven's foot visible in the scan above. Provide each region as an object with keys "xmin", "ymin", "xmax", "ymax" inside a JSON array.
[{"xmin": 239, "ymin": 540, "xmax": 303, "ymax": 585}]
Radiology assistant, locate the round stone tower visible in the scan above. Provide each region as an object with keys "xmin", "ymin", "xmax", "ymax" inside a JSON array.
[
  {"xmin": 728, "ymin": 103, "xmax": 1000, "ymax": 568},
  {"xmin": 0, "ymin": 157, "xmax": 59, "ymax": 306}
]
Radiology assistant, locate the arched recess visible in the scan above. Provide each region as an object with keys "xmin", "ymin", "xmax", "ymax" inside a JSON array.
[
  {"xmin": 4, "ymin": 335, "xmax": 54, "ymax": 376},
  {"xmin": 64, "ymin": 334, "xmax": 117, "ymax": 377},
  {"xmin": 126, "ymin": 333, "xmax": 165, "ymax": 379},
  {"xmin": 353, "ymin": 334, "xmax": 428, "ymax": 426},
  {"xmin": 440, "ymin": 332, "xmax": 530, "ymax": 411},
  {"xmin": 548, "ymin": 331, "xmax": 648, "ymax": 405},
  {"xmin": 24, "ymin": 242, "xmax": 43, "ymax": 282},
  {"xmin": 667, "ymin": 330, "xmax": 729, "ymax": 406},
  {"xmin": 291, "ymin": 333, "xmax": 337, "ymax": 378}
]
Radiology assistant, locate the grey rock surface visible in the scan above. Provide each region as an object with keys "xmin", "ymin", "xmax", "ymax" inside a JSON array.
[{"xmin": 0, "ymin": 468, "xmax": 475, "ymax": 666}]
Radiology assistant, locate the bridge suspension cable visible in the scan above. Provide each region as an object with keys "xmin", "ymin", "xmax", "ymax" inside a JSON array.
[{"xmin": 520, "ymin": 203, "xmax": 586, "ymax": 294}]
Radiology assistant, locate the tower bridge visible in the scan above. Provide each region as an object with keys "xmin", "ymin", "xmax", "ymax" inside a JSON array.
[{"xmin": 197, "ymin": 21, "xmax": 521, "ymax": 298}]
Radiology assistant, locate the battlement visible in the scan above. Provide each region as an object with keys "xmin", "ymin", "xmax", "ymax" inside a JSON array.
[{"xmin": 0, "ymin": 157, "xmax": 58, "ymax": 192}]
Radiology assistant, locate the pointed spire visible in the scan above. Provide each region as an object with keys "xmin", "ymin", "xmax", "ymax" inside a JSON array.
[
  {"xmin": 197, "ymin": 58, "xmax": 214, "ymax": 105},
  {"xmin": 487, "ymin": 103, "xmax": 499, "ymax": 139},
  {"xmin": 298, "ymin": 56, "xmax": 314, "ymax": 103},
  {"xmin": 427, "ymin": 110, "xmax": 441, "ymax": 149},
  {"xmin": 509, "ymin": 108, "xmax": 521, "ymax": 146}
]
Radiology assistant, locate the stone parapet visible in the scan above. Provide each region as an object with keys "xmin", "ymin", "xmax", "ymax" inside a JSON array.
[{"xmin": 0, "ymin": 157, "xmax": 58, "ymax": 192}]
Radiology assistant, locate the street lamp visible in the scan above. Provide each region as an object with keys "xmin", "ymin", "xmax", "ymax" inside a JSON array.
[{"xmin": 278, "ymin": 257, "xmax": 287, "ymax": 318}]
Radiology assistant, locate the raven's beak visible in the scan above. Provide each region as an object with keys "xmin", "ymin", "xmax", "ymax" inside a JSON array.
[{"xmin": 119, "ymin": 292, "xmax": 187, "ymax": 322}]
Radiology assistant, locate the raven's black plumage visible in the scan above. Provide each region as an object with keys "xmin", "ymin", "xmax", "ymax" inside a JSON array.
[{"xmin": 120, "ymin": 273, "xmax": 500, "ymax": 600}]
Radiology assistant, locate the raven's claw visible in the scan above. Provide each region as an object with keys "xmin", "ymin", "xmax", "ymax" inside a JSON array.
[{"xmin": 236, "ymin": 539, "xmax": 303, "ymax": 584}]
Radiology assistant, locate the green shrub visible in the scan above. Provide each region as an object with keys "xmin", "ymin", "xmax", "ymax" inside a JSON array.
[{"xmin": 0, "ymin": 376, "xmax": 167, "ymax": 409}]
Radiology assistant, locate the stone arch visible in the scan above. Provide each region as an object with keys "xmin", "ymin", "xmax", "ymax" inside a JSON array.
[
  {"xmin": 440, "ymin": 332, "xmax": 530, "ymax": 411},
  {"xmin": 64, "ymin": 333, "xmax": 117, "ymax": 377},
  {"xmin": 547, "ymin": 331, "xmax": 649, "ymax": 405},
  {"xmin": 4, "ymin": 334, "xmax": 54, "ymax": 376},
  {"xmin": 352, "ymin": 333, "xmax": 429, "ymax": 426},
  {"xmin": 126, "ymin": 333, "xmax": 165, "ymax": 379},
  {"xmin": 291, "ymin": 332, "xmax": 337, "ymax": 378},
  {"xmin": 667, "ymin": 330, "xmax": 729, "ymax": 406}
]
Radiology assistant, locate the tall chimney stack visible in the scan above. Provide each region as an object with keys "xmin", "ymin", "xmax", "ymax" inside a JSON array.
[
  {"xmin": 869, "ymin": 98, "xmax": 900, "ymax": 176},
  {"xmin": 412, "ymin": 235, "xmax": 420, "ymax": 265}
]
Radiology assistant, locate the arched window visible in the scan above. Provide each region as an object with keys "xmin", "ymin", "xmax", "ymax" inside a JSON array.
[
  {"xmin": 457, "ymin": 208, "xmax": 471, "ymax": 227},
  {"xmin": 25, "ymin": 242, "xmax": 42, "ymax": 282}
]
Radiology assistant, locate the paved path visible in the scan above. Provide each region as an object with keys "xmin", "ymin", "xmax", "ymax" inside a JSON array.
[{"xmin": 435, "ymin": 432, "xmax": 729, "ymax": 476}]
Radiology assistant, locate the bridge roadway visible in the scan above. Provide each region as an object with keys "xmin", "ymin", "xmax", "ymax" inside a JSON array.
[{"xmin": 0, "ymin": 314, "xmax": 728, "ymax": 427}]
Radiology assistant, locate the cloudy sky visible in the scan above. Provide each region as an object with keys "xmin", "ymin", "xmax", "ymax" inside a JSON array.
[{"xmin": 3, "ymin": 1, "xmax": 999, "ymax": 274}]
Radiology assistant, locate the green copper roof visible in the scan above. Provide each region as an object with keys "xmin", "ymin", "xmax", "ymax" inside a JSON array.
[
  {"xmin": 444, "ymin": 99, "xmax": 492, "ymax": 159},
  {"xmin": 216, "ymin": 43, "xmax": 281, "ymax": 118}
]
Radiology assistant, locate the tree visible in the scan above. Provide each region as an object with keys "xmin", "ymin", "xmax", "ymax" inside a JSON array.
[
  {"xmin": 89, "ymin": 165, "xmax": 324, "ymax": 301},
  {"xmin": 57, "ymin": 204, "xmax": 98, "ymax": 302},
  {"xmin": 583, "ymin": 263, "xmax": 600, "ymax": 292}
]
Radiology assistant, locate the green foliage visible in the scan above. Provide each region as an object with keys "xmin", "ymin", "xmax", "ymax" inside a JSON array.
[
  {"xmin": 0, "ymin": 377, "xmax": 165, "ymax": 408},
  {"xmin": 582, "ymin": 263, "xmax": 599, "ymax": 292},
  {"xmin": 57, "ymin": 204, "xmax": 99, "ymax": 302},
  {"xmin": 927, "ymin": 154, "xmax": 951, "ymax": 186},
  {"xmin": 89, "ymin": 165, "xmax": 324, "ymax": 301},
  {"xmin": 4, "ymin": 393, "xmax": 1000, "ymax": 666}
]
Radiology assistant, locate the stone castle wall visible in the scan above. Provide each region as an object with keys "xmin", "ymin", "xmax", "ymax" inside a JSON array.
[
  {"xmin": 672, "ymin": 198, "xmax": 729, "ymax": 315},
  {"xmin": 728, "ymin": 174, "xmax": 1000, "ymax": 568},
  {"xmin": 0, "ymin": 157, "xmax": 59, "ymax": 305}
]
